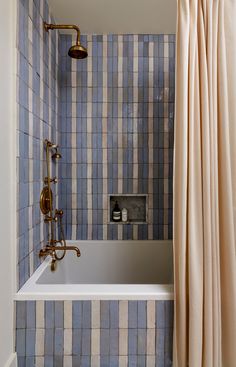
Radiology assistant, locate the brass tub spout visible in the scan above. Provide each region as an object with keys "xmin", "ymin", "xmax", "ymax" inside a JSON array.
[
  {"xmin": 53, "ymin": 245, "xmax": 81, "ymax": 257},
  {"xmin": 39, "ymin": 245, "xmax": 81, "ymax": 258}
]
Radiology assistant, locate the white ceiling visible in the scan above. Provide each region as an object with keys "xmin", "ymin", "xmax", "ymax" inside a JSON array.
[{"xmin": 47, "ymin": 0, "xmax": 176, "ymax": 35}]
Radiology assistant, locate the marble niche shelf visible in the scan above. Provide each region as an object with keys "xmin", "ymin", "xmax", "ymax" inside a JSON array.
[{"xmin": 109, "ymin": 194, "xmax": 148, "ymax": 224}]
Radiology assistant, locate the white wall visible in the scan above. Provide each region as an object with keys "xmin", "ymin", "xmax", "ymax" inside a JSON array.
[
  {"xmin": 48, "ymin": 0, "xmax": 177, "ymax": 34},
  {"xmin": 0, "ymin": 0, "xmax": 17, "ymax": 366}
]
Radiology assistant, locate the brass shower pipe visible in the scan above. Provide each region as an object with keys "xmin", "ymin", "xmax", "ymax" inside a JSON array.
[
  {"xmin": 41, "ymin": 139, "xmax": 59, "ymax": 232},
  {"xmin": 39, "ymin": 139, "xmax": 81, "ymax": 271},
  {"xmin": 44, "ymin": 22, "xmax": 81, "ymax": 45}
]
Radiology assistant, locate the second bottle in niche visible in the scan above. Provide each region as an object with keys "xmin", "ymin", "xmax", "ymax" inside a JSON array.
[{"xmin": 121, "ymin": 207, "xmax": 128, "ymax": 222}]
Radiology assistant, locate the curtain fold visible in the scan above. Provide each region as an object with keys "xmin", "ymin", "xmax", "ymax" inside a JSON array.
[{"xmin": 173, "ymin": 1, "xmax": 236, "ymax": 366}]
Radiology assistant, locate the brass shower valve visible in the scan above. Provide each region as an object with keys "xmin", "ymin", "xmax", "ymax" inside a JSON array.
[{"xmin": 39, "ymin": 138, "xmax": 81, "ymax": 271}]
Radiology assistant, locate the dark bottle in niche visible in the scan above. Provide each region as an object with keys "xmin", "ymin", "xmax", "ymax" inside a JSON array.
[{"xmin": 112, "ymin": 201, "xmax": 121, "ymax": 222}]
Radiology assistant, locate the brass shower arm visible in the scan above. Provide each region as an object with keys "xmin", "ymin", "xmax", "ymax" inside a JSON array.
[
  {"xmin": 44, "ymin": 22, "xmax": 81, "ymax": 45},
  {"xmin": 44, "ymin": 22, "xmax": 87, "ymax": 59}
]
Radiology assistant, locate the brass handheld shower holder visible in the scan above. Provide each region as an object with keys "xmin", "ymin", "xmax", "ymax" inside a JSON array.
[{"xmin": 39, "ymin": 139, "xmax": 81, "ymax": 271}]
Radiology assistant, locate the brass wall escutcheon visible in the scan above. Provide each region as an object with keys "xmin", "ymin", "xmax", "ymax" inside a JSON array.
[{"xmin": 40, "ymin": 186, "xmax": 53, "ymax": 215}]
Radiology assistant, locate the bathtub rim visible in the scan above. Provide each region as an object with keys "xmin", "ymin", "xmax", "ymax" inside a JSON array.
[{"xmin": 15, "ymin": 240, "xmax": 174, "ymax": 301}]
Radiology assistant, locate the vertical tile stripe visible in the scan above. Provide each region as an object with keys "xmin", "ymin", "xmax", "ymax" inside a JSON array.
[
  {"xmin": 35, "ymin": 356, "xmax": 44, "ymax": 367},
  {"xmin": 36, "ymin": 301, "xmax": 45, "ymax": 329},
  {"xmin": 119, "ymin": 300, "xmax": 128, "ymax": 366},
  {"xmin": 92, "ymin": 300, "xmax": 100, "ymax": 329},
  {"xmin": 147, "ymin": 300, "xmax": 155, "ymax": 328},
  {"xmin": 146, "ymin": 355, "xmax": 155, "ymax": 367},
  {"xmin": 91, "ymin": 329, "xmax": 100, "ymax": 355},
  {"xmin": 71, "ymin": 75, "xmax": 77, "ymax": 239},
  {"xmin": 64, "ymin": 301, "xmax": 72, "ymax": 329},
  {"xmin": 35, "ymin": 329, "xmax": 45, "ymax": 356},
  {"xmin": 146, "ymin": 329, "xmax": 155, "ymax": 355},
  {"xmin": 102, "ymin": 35, "xmax": 108, "ymax": 239},
  {"xmin": 148, "ymin": 41, "xmax": 154, "ymax": 240},
  {"xmin": 91, "ymin": 355, "xmax": 100, "ymax": 367},
  {"xmin": 87, "ymin": 36, "xmax": 93, "ymax": 239},
  {"xmin": 118, "ymin": 35, "xmax": 123, "ymax": 195},
  {"xmin": 63, "ymin": 355, "xmax": 72, "ymax": 367},
  {"xmin": 119, "ymin": 356, "xmax": 128, "ymax": 367},
  {"xmin": 119, "ymin": 329, "xmax": 128, "ymax": 356},
  {"xmin": 119, "ymin": 301, "xmax": 128, "ymax": 328},
  {"xmin": 133, "ymin": 35, "xmax": 138, "ymax": 195},
  {"xmin": 64, "ymin": 329, "xmax": 72, "ymax": 355},
  {"xmin": 163, "ymin": 37, "xmax": 169, "ymax": 240}
]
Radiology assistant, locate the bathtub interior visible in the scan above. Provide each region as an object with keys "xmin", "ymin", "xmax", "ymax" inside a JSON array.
[{"xmin": 37, "ymin": 240, "xmax": 173, "ymax": 285}]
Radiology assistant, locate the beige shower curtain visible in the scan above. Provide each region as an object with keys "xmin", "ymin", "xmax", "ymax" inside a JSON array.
[{"xmin": 173, "ymin": 1, "xmax": 236, "ymax": 366}]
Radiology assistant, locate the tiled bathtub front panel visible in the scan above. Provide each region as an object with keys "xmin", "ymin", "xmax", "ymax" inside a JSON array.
[
  {"xmin": 59, "ymin": 34, "xmax": 175, "ymax": 241},
  {"xmin": 17, "ymin": 0, "xmax": 60, "ymax": 288},
  {"xmin": 16, "ymin": 300, "xmax": 173, "ymax": 366}
]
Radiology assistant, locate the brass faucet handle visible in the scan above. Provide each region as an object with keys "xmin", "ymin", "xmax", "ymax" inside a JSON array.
[
  {"xmin": 44, "ymin": 176, "xmax": 58, "ymax": 184},
  {"xmin": 44, "ymin": 215, "xmax": 58, "ymax": 223},
  {"xmin": 48, "ymin": 239, "xmax": 57, "ymax": 245},
  {"xmin": 39, "ymin": 246, "xmax": 51, "ymax": 257},
  {"xmin": 55, "ymin": 209, "xmax": 64, "ymax": 217}
]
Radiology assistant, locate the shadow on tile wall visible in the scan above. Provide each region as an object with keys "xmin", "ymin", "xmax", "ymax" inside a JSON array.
[{"xmin": 17, "ymin": 0, "xmax": 60, "ymax": 288}]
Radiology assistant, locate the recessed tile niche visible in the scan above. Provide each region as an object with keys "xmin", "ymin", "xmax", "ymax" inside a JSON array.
[{"xmin": 109, "ymin": 195, "xmax": 148, "ymax": 223}]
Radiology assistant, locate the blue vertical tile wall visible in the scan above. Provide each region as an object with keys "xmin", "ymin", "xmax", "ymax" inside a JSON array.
[
  {"xmin": 59, "ymin": 34, "xmax": 175, "ymax": 241},
  {"xmin": 17, "ymin": 3, "xmax": 175, "ymax": 284},
  {"xmin": 17, "ymin": 0, "xmax": 60, "ymax": 289},
  {"xmin": 16, "ymin": 300, "xmax": 174, "ymax": 366}
]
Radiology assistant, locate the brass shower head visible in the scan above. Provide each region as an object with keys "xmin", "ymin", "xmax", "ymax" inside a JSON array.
[
  {"xmin": 68, "ymin": 43, "xmax": 88, "ymax": 59},
  {"xmin": 44, "ymin": 22, "xmax": 88, "ymax": 59}
]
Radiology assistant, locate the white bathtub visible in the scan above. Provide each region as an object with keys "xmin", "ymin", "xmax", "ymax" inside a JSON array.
[{"xmin": 15, "ymin": 240, "xmax": 174, "ymax": 300}]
